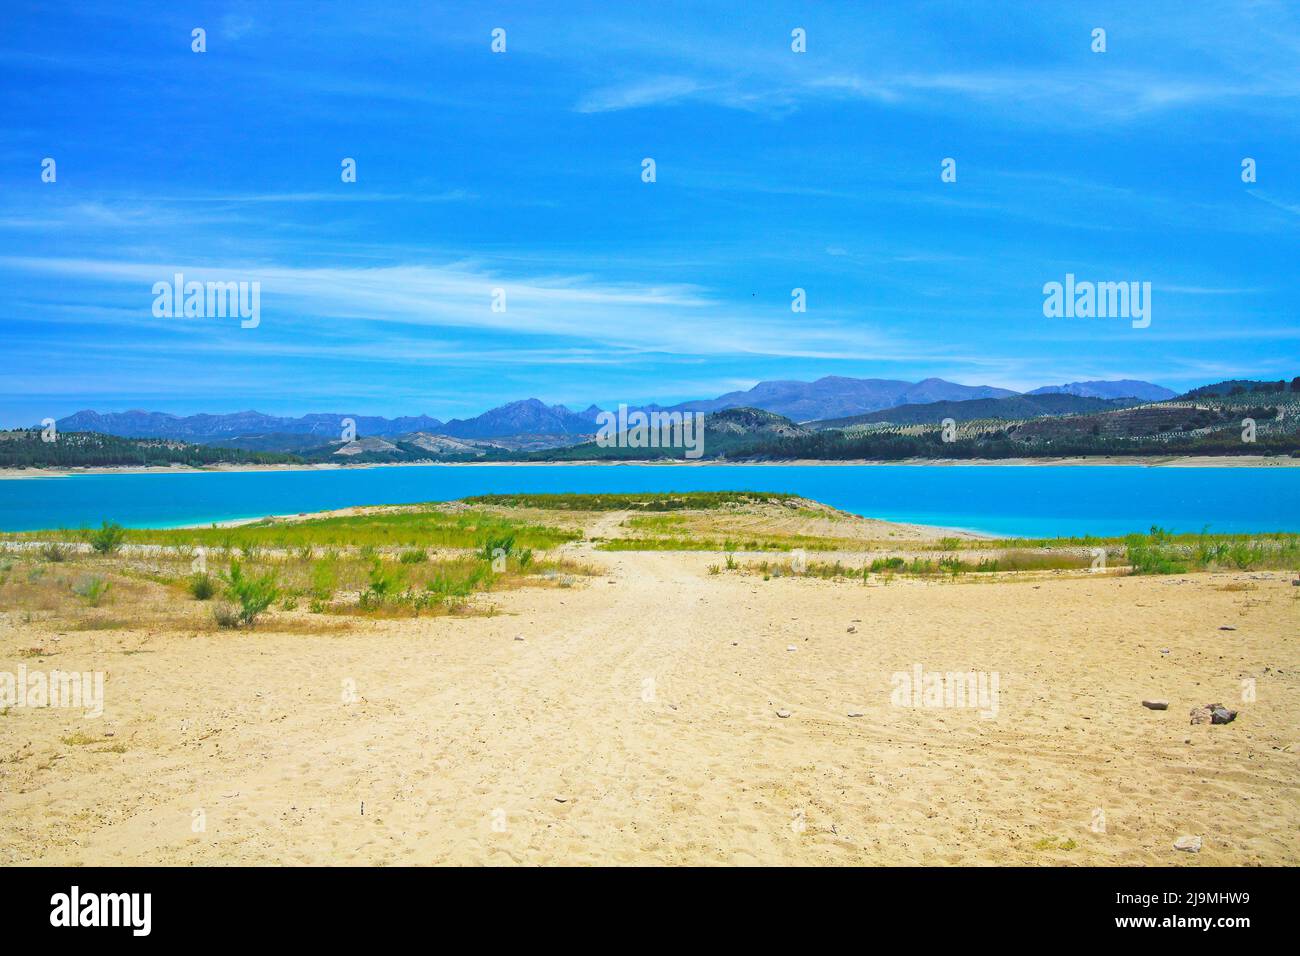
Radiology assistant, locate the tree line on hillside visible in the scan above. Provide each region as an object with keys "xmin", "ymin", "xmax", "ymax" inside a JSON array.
[
  {"xmin": 730, "ymin": 429, "xmax": 1300, "ymax": 461},
  {"xmin": 0, "ymin": 430, "xmax": 303, "ymax": 469}
]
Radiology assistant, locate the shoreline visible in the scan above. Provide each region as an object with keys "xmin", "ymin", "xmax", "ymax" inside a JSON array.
[{"xmin": 2, "ymin": 454, "xmax": 1297, "ymax": 480}]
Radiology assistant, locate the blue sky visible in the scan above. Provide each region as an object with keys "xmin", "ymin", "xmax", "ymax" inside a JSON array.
[{"xmin": 1, "ymin": 0, "xmax": 1297, "ymax": 426}]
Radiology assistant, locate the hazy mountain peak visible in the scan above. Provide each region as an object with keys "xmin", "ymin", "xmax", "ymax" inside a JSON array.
[{"xmin": 1027, "ymin": 380, "xmax": 1175, "ymax": 401}]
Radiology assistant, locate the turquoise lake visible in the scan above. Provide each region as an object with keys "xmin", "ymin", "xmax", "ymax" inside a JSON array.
[{"xmin": 1, "ymin": 464, "xmax": 1296, "ymax": 537}]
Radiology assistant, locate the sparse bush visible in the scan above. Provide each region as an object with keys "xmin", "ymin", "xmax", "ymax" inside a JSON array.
[
  {"xmin": 41, "ymin": 542, "xmax": 69, "ymax": 562},
  {"xmin": 86, "ymin": 521, "xmax": 125, "ymax": 555},
  {"xmin": 71, "ymin": 574, "xmax": 110, "ymax": 606},
  {"xmin": 478, "ymin": 534, "xmax": 516, "ymax": 562},
  {"xmin": 361, "ymin": 559, "xmax": 404, "ymax": 606},
  {"xmin": 212, "ymin": 602, "xmax": 241, "ymax": 629},
  {"xmin": 188, "ymin": 573, "xmax": 216, "ymax": 600},
  {"xmin": 399, "ymin": 548, "xmax": 428, "ymax": 564},
  {"xmin": 310, "ymin": 559, "xmax": 337, "ymax": 600},
  {"xmin": 219, "ymin": 560, "xmax": 278, "ymax": 627},
  {"xmin": 1126, "ymin": 526, "xmax": 1188, "ymax": 575}
]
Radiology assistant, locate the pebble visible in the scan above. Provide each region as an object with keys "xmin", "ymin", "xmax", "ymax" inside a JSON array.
[
  {"xmin": 513, "ymin": 636, "xmax": 524, "ymax": 642},
  {"xmin": 1173, "ymin": 835, "xmax": 1202, "ymax": 853},
  {"xmin": 847, "ymin": 625, "xmax": 857, "ymax": 633},
  {"xmin": 775, "ymin": 709, "xmax": 792, "ymax": 718},
  {"xmin": 847, "ymin": 711, "xmax": 864, "ymax": 718},
  {"xmin": 1142, "ymin": 699, "xmax": 1169, "ymax": 710},
  {"xmin": 786, "ymin": 644, "xmax": 797, "ymax": 652}
]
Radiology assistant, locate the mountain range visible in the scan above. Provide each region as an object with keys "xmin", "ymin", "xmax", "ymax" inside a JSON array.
[{"xmin": 53, "ymin": 376, "xmax": 1173, "ymax": 445}]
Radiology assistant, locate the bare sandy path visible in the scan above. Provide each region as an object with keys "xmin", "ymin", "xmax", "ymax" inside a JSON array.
[{"xmin": 1, "ymin": 545, "xmax": 1296, "ymax": 865}]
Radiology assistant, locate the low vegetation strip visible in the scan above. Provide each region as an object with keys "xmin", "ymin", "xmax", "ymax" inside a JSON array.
[
  {"xmin": 0, "ymin": 529, "xmax": 592, "ymax": 632},
  {"xmin": 703, "ymin": 527, "xmax": 1299, "ymax": 578},
  {"xmin": 464, "ymin": 491, "xmax": 798, "ymax": 511},
  {"xmin": 5, "ymin": 507, "xmax": 581, "ymax": 553}
]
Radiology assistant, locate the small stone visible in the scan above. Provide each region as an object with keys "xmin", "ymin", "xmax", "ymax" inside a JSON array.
[
  {"xmin": 1142, "ymin": 699, "xmax": 1169, "ymax": 710},
  {"xmin": 1190, "ymin": 702, "xmax": 1238, "ymax": 725},
  {"xmin": 775, "ymin": 709, "xmax": 791, "ymax": 718},
  {"xmin": 1211, "ymin": 705, "xmax": 1237, "ymax": 724},
  {"xmin": 847, "ymin": 625, "xmax": 857, "ymax": 633},
  {"xmin": 1159, "ymin": 648, "xmax": 1171, "ymax": 655},
  {"xmin": 786, "ymin": 644, "xmax": 797, "ymax": 652},
  {"xmin": 847, "ymin": 711, "xmax": 864, "ymax": 718},
  {"xmin": 513, "ymin": 636, "xmax": 524, "ymax": 642},
  {"xmin": 1173, "ymin": 835, "xmax": 1202, "ymax": 853},
  {"xmin": 554, "ymin": 796, "xmax": 569, "ymax": 803},
  {"xmin": 1219, "ymin": 626, "xmax": 1236, "ymax": 631}
]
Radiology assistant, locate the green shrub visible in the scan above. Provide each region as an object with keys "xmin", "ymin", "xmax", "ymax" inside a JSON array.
[
  {"xmin": 869, "ymin": 557, "xmax": 906, "ymax": 572},
  {"xmin": 86, "ymin": 521, "xmax": 126, "ymax": 555},
  {"xmin": 478, "ymin": 534, "xmax": 516, "ymax": 562},
  {"xmin": 310, "ymin": 559, "xmax": 337, "ymax": 600},
  {"xmin": 361, "ymin": 559, "xmax": 404, "ymax": 606},
  {"xmin": 398, "ymin": 548, "xmax": 428, "ymax": 563},
  {"xmin": 40, "ymin": 542, "xmax": 69, "ymax": 562},
  {"xmin": 72, "ymin": 574, "xmax": 110, "ymax": 606},
  {"xmin": 1126, "ymin": 526, "xmax": 1187, "ymax": 575},
  {"xmin": 219, "ymin": 560, "xmax": 279, "ymax": 627},
  {"xmin": 188, "ymin": 573, "xmax": 216, "ymax": 600}
]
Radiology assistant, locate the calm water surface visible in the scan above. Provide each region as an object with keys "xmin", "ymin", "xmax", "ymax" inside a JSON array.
[{"xmin": 2, "ymin": 464, "xmax": 1297, "ymax": 538}]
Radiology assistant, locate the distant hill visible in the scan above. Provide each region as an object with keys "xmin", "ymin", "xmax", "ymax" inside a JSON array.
[
  {"xmin": 438, "ymin": 399, "xmax": 601, "ymax": 439},
  {"xmin": 1180, "ymin": 379, "xmax": 1298, "ymax": 399},
  {"xmin": 1027, "ymin": 380, "xmax": 1175, "ymax": 401},
  {"xmin": 811, "ymin": 393, "xmax": 1136, "ymax": 428},
  {"xmin": 653, "ymin": 376, "xmax": 1017, "ymax": 421},
  {"xmin": 532, "ymin": 407, "xmax": 810, "ymax": 460},
  {"xmin": 0, "ymin": 430, "xmax": 302, "ymax": 469},
  {"xmin": 55, "ymin": 409, "xmax": 444, "ymax": 444}
]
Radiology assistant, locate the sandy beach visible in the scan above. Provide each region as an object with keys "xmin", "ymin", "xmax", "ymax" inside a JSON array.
[{"xmin": 1, "ymin": 500, "xmax": 1296, "ymax": 866}]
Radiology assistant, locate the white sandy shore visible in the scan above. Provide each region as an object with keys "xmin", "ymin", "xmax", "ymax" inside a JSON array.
[{"xmin": 2, "ymin": 454, "xmax": 1296, "ymax": 479}]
